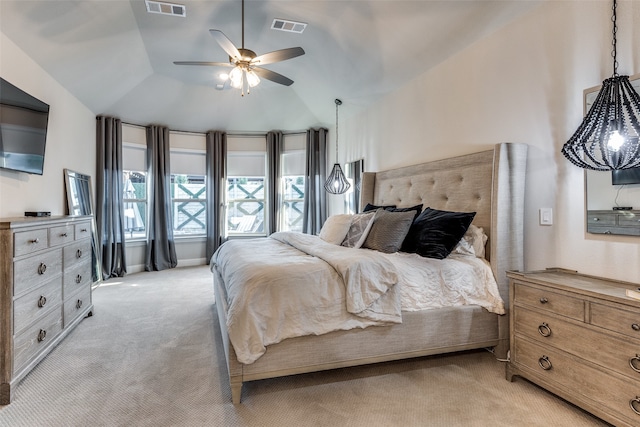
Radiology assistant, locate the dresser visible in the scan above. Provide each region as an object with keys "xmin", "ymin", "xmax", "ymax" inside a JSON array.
[
  {"xmin": 506, "ymin": 269, "xmax": 640, "ymax": 426},
  {"xmin": 587, "ymin": 209, "xmax": 640, "ymax": 236},
  {"xmin": 0, "ymin": 215, "xmax": 94, "ymax": 404}
]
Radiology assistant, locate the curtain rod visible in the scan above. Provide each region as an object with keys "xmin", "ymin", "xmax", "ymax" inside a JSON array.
[{"xmin": 120, "ymin": 121, "xmax": 307, "ymax": 137}]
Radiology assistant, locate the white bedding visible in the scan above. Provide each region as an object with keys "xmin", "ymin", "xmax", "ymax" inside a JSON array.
[{"xmin": 210, "ymin": 232, "xmax": 504, "ymax": 365}]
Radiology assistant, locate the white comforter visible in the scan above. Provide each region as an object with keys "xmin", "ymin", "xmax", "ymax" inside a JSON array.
[{"xmin": 210, "ymin": 232, "xmax": 504, "ymax": 365}]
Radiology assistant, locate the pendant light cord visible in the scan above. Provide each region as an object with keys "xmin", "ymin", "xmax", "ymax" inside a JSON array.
[
  {"xmin": 612, "ymin": 0, "xmax": 618, "ymax": 76},
  {"xmin": 335, "ymin": 99, "xmax": 342, "ymax": 162}
]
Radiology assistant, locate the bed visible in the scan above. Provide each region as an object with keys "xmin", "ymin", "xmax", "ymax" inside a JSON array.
[{"xmin": 211, "ymin": 142, "xmax": 527, "ymax": 404}]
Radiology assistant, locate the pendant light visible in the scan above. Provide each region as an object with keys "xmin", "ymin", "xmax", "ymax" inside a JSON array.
[
  {"xmin": 562, "ymin": 0, "xmax": 640, "ymax": 171},
  {"xmin": 324, "ymin": 99, "xmax": 351, "ymax": 194}
]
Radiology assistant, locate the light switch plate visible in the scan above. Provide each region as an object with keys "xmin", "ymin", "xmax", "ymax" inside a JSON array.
[{"xmin": 539, "ymin": 208, "xmax": 553, "ymax": 225}]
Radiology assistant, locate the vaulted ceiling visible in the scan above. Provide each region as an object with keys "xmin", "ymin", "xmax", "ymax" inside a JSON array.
[{"xmin": 0, "ymin": 0, "xmax": 540, "ymax": 133}]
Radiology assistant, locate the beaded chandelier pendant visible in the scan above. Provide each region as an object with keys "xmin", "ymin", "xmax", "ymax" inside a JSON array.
[{"xmin": 561, "ymin": 0, "xmax": 640, "ymax": 171}]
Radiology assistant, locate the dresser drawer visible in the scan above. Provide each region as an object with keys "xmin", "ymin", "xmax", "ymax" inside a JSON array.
[
  {"xmin": 13, "ymin": 249, "xmax": 63, "ymax": 296},
  {"xmin": 515, "ymin": 306, "xmax": 640, "ymax": 382},
  {"xmin": 13, "ymin": 308, "xmax": 63, "ymax": 375},
  {"xmin": 63, "ymin": 263, "xmax": 92, "ymax": 298},
  {"xmin": 14, "ymin": 228, "xmax": 48, "ymax": 257},
  {"xmin": 63, "ymin": 239, "xmax": 91, "ymax": 270},
  {"xmin": 49, "ymin": 224, "xmax": 75, "ymax": 247},
  {"xmin": 591, "ymin": 302, "xmax": 640, "ymax": 340},
  {"xmin": 514, "ymin": 283, "xmax": 584, "ymax": 321},
  {"xmin": 63, "ymin": 286, "xmax": 91, "ymax": 328},
  {"xmin": 74, "ymin": 222, "xmax": 92, "ymax": 240},
  {"xmin": 514, "ymin": 337, "xmax": 640, "ymax": 425},
  {"xmin": 13, "ymin": 276, "xmax": 62, "ymax": 335}
]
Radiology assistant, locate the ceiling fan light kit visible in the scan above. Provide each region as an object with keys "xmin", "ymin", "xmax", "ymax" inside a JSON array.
[
  {"xmin": 173, "ymin": 0, "xmax": 305, "ymax": 96},
  {"xmin": 562, "ymin": 0, "xmax": 640, "ymax": 171}
]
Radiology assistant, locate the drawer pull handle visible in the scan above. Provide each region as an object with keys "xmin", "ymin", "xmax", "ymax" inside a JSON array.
[
  {"xmin": 630, "ymin": 397, "xmax": 640, "ymax": 416},
  {"xmin": 37, "ymin": 295, "xmax": 47, "ymax": 308},
  {"xmin": 632, "ymin": 324, "xmax": 640, "ymax": 332},
  {"xmin": 539, "ymin": 297, "xmax": 548, "ymax": 304},
  {"xmin": 80, "ymin": 228, "xmax": 88, "ymax": 232},
  {"xmin": 593, "ymin": 217, "xmax": 600, "ymax": 221},
  {"xmin": 60, "ymin": 232, "xmax": 68, "ymax": 237},
  {"xmin": 538, "ymin": 355, "xmax": 552, "ymax": 371},
  {"xmin": 75, "ymin": 274, "xmax": 82, "ymax": 284},
  {"xmin": 76, "ymin": 299, "xmax": 83, "ymax": 309},
  {"xmin": 630, "ymin": 355, "xmax": 640, "ymax": 373},
  {"xmin": 37, "ymin": 329, "xmax": 47, "ymax": 342},
  {"xmin": 76, "ymin": 249, "xmax": 83, "ymax": 258},
  {"xmin": 37, "ymin": 263, "xmax": 47, "ymax": 275},
  {"xmin": 538, "ymin": 323, "xmax": 552, "ymax": 337},
  {"xmin": 29, "ymin": 238, "xmax": 40, "ymax": 244}
]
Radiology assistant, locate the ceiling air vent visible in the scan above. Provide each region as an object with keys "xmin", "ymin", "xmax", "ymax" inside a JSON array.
[
  {"xmin": 271, "ymin": 18, "xmax": 306, "ymax": 34},
  {"xmin": 145, "ymin": 1, "xmax": 186, "ymax": 17}
]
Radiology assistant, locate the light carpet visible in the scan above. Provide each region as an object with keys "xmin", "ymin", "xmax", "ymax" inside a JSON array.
[{"xmin": 0, "ymin": 265, "xmax": 608, "ymax": 426}]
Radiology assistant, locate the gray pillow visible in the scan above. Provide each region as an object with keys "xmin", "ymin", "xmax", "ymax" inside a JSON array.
[{"xmin": 363, "ymin": 209, "xmax": 416, "ymax": 253}]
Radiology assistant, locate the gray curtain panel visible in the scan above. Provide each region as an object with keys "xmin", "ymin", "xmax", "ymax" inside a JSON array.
[
  {"xmin": 96, "ymin": 116, "xmax": 126, "ymax": 279},
  {"xmin": 266, "ymin": 130, "xmax": 283, "ymax": 235},
  {"xmin": 145, "ymin": 125, "xmax": 178, "ymax": 271},
  {"xmin": 302, "ymin": 128, "xmax": 328, "ymax": 235},
  {"xmin": 205, "ymin": 131, "xmax": 227, "ymax": 261}
]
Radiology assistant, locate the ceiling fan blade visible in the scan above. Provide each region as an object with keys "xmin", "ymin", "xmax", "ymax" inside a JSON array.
[
  {"xmin": 209, "ymin": 30, "xmax": 241, "ymax": 59},
  {"xmin": 173, "ymin": 61, "xmax": 233, "ymax": 67},
  {"xmin": 253, "ymin": 67, "xmax": 294, "ymax": 86},
  {"xmin": 253, "ymin": 47, "xmax": 305, "ymax": 66}
]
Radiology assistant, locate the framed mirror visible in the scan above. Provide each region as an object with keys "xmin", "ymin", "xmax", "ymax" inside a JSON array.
[
  {"xmin": 64, "ymin": 169, "xmax": 102, "ymax": 283},
  {"xmin": 584, "ymin": 73, "xmax": 640, "ymax": 236},
  {"xmin": 344, "ymin": 159, "xmax": 364, "ymax": 214}
]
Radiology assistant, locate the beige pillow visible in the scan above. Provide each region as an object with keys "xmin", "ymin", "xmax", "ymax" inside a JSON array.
[{"xmin": 319, "ymin": 214, "xmax": 353, "ymax": 245}]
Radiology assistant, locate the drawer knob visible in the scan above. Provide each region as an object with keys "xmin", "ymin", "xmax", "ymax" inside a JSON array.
[
  {"xmin": 630, "ymin": 355, "xmax": 640, "ymax": 373},
  {"xmin": 37, "ymin": 295, "xmax": 47, "ymax": 308},
  {"xmin": 539, "ymin": 297, "xmax": 548, "ymax": 304},
  {"xmin": 593, "ymin": 217, "xmax": 600, "ymax": 221},
  {"xmin": 29, "ymin": 238, "xmax": 40, "ymax": 244},
  {"xmin": 75, "ymin": 274, "xmax": 82, "ymax": 284},
  {"xmin": 538, "ymin": 355, "xmax": 552, "ymax": 371},
  {"xmin": 60, "ymin": 232, "xmax": 68, "ymax": 237},
  {"xmin": 632, "ymin": 324, "xmax": 640, "ymax": 332},
  {"xmin": 37, "ymin": 329, "xmax": 47, "ymax": 342},
  {"xmin": 37, "ymin": 263, "xmax": 47, "ymax": 275},
  {"xmin": 630, "ymin": 397, "xmax": 640, "ymax": 416},
  {"xmin": 76, "ymin": 249, "xmax": 83, "ymax": 258},
  {"xmin": 538, "ymin": 322, "xmax": 552, "ymax": 337},
  {"xmin": 76, "ymin": 299, "xmax": 83, "ymax": 309}
]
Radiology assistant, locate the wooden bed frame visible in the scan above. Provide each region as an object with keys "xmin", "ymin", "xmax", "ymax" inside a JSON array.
[{"xmin": 213, "ymin": 142, "xmax": 528, "ymax": 403}]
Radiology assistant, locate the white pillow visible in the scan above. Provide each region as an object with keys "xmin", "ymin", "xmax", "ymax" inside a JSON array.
[
  {"xmin": 319, "ymin": 214, "xmax": 353, "ymax": 245},
  {"xmin": 452, "ymin": 224, "xmax": 488, "ymax": 258}
]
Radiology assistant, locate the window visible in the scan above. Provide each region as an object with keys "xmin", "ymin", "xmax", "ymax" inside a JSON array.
[
  {"xmin": 170, "ymin": 138, "xmax": 206, "ymax": 237},
  {"xmin": 122, "ymin": 127, "xmax": 147, "ymax": 240},
  {"xmin": 281, "ymin": 134, "xmax": 306, "ymax": 232},
  {"xmin": 227, "ymin": 136, "xmax": 266, "ymax": 235}
]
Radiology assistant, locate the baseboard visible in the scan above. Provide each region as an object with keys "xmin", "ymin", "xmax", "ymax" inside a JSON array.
[{"xmin": 127, "ymin": 258, "xmax": 208, "ymax": 274}]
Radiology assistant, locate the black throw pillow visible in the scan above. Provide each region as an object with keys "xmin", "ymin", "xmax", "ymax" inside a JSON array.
[
  {"xmin": 363, "ymin": 203, "xmax": 396, "ymax": 212},
  {"xmin": 385, "ymin": 204, "xmax": 423, "ymax": 221},
  {"xmin": 401, "ymin": 207, "xmax": 476, "ymax": 259}
]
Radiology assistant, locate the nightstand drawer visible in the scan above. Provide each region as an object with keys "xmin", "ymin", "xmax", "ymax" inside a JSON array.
[
  {"xmin": 514, "ymin": 337, "xmax": 640, "ymax": 425},
  {"xmin": 515, "ymin": 306, "xmax": 640, "ymax": 381},
  {"xmin": 587, "ymin": 212, "xmax": 617, "ymax": 226},
  {"xmin": 591, "ymin": 302, "xmax": 640, "ymax": 340},
  {"xmin": 13, "ymin": 276, "xmax": 62, "ymax": 335},
  {"xmin": 514, "ymin": 283, "xmax": 584, "ymax": 321}
]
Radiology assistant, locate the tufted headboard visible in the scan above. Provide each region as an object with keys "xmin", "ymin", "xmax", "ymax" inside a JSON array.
[{"xmin": 360, "ymin": 142, "xmax": 528, "ymax": 307}]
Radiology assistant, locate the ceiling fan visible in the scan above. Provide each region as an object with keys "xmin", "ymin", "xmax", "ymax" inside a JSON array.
[{"xmin": 173, "ymin": 0, "xmax": 305, "ymax": 95}]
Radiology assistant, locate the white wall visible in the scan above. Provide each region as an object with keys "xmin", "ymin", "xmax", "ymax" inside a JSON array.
[
  {"xmin": 0, "ymin": 33, "xmax": 95, "ymax": 218},
  {"xmin": 339, "ymin": 1, "xmax": 640, "ymax": 283}
]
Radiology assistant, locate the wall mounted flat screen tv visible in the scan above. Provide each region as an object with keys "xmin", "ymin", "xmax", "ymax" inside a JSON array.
[
  {"xmin": 612, "ymin": 167, "xmax": 640, "ymax": 185},
  {"xmin": 0, "ymin": 78, "xmax": 50, "ymax": 175}
]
